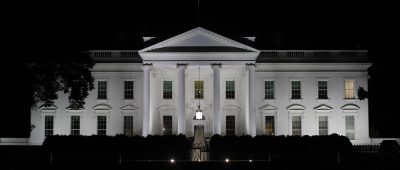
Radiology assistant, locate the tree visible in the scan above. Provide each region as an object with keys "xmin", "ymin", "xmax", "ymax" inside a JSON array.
[
  {"xmin": 27, "ymin": 49, "xmax": 95, "ymax": 109},
  {"xmin": 358, "ymin": 87, "xmax": 368, "ymax": 100}
]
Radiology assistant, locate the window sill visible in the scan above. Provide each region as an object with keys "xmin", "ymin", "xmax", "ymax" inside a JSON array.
[
  {"xmin": 289, "ymin": 99, "xmax": 303, "ymax": 102},
  {"xmin": 344, "ymin": 98, "xmax": 357, "ymax": 102},
  {"xmin": 264, "ymin": 99, "xmax": 277, "ymax": 102},
  {"xmin": 96, "ymin": 99, "xmax": 110, "ymax": 103},
  {"xmin": 317, "ymin": 98, "xmax": 330, "ymax": 102}
]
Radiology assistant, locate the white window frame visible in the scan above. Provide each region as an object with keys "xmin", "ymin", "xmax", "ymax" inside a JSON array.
[
  {"xmin": 192, "ymin": 79, "xmax": 206, "ymax": 100},
  {"xmin": 289, "ymin": 79, "xmax": 303, "ymax": 101},
  {"xmin": 161, "ymin": 79, "xmax": 174, "ymax": 100},
  {"xmin": 262, "ymin": 113, "xmax": 277, "ymax": 136},
  {"xmin": 223, "ymin": 110, "xmax": 239, "ymax": 136},
  {"xmin": 96, "ymin": 79, "xmax": 109, "ymax": 101},
  {"xmin": 93, "ymin": 109, "xmax": 111, "ymax": 136},
  {"xmin": 40, "ymin": 106, "xmax": 57, "ymax": 138},
  {"xmin": 67, "ymin": 110, "xmax": 84, "ymax": 136},
  {"xmin": 290, "ymin": 115, "xmax": 303, "ymax": 136},
  {"xmin": 225, "ymin": 80, "xmax": 236, "ymax": 100},
  {"xmin": 123, "ymin": 79, "xmax": 135, "ymax": 100},
  {"xmin": 343, "ymin": 78, "xmax": 357, "ymax": 100},
  {"xmin": 121, "ymin": 105, "xmax": 137, "ymax": 136},
  {"xmin": 317, "ymin": 115, "xmax": 329, "ymax": 136},
  {"xmin": 316, "ymin": 79, "xmax": 329, "ymax": 100},
  {"xmin": 123, "ymin": 115, "xmax": 134, "ymax": 136},
  {"xmin": 263, "ymin": 79, "xmax": 276, "ymax": 100}
]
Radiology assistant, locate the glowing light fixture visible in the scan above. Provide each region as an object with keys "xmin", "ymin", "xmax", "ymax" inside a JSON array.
[
  {"xmin": 225, "ymin": 158, "xmax": 229, "ymax": 163},
  {"xmin": 170, "ymin": 159, "xmax": 175, "ymax": 163}
]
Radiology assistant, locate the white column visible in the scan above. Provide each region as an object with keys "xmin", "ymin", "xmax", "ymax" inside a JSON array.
[
  {"xmin": 177, "ymin": 64, "xmax": 187, "ymax": 135},
  {"xmin": 247, "ymin": 64, "xmax": 256, "ymax": 136},
  {"xmin": 142, "ymin": 64, "xmax": 152, "ymax": 136},
  {"xmin": 212, "ymin": 64, "xmax": 221, "ymax": 134}
]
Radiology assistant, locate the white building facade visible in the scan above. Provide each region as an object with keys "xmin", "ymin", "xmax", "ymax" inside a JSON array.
[{"xmin": 29, "ymin": 27, "xmax": 371, "ymax": 144}]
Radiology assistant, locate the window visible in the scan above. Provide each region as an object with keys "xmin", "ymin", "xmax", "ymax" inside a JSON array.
[
  {"xmin": 163, "ymin": 115, "xmax": 172, "ymax": 135},
  {"xmin": 345, "ymin": 80, "xmax": 355, "ymax": 99},
  {"xmin": 319, "ymin": 116, "xmax": 328, "ymax": 135},
  {"xmin": 318, "ymin": 81, "xmax": 328, "ymax": 99},
  {"xmin": 265, "ymin": 81, "xmax": 275, "ymax": 99},
  {"xmin": 345, "ymin": 116, "xmax": 355, "ymax": 140},
  {"xmin": 44, "ymin": 115, "xmax": 54, "ymax": 137},
  {"xmin": 265, "ymin": 116, "xmax": 275, "ymax": 135},
  {"xmin": 226, "ymin": 116, "xmax": 235, "ymax": 136},
  {"xmin": 124, "ymin": 81, "xmax": 134, "ymax": 99},
  {"xmin": 163, "ymin": 81, "xmax": 173, "ymax": 99},
  {"xmin": 292, "ymin": 116, "xmax": 301, "ymax": 136},
  {"xmin": 291, "ymin": 81, "xmax": 301, "ymax": 99},
  {"xmin": 194, "ymin": 80, "xmax": 204, "ymax": 99},
  {"xmin": 124, "ymin": 116, "xmax": 134, "ymax": 136},
  {"xmin": 98, "ymin": 81, "xmax": 107, "ymax": 99},
  {"xmin": 226, "ymin": 81, "xmax": 235, "ymax": 99},
  {"xmin": 97, "ymin": 116, "xmax": 107, "ymax": 135},
  {"xmin": 70, "ymin": 116, "xmax": 80, "ymax": 135}
]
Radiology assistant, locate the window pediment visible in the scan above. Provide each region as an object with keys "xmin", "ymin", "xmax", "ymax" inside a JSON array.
[
  {"xmin": 39, "ymin": 104, "xmax": 58, "ymax": 111},
  {"xmin": 341, "ymin": 104, "xmax": 360, "ymax": 112},
  {"xmin": 287, "ymin": 104, "xmax": 306, "ymax": 110},
  {"xmin": 92, "ymin": 104, "xmax": 112, "ymax": 110},
  {"xmin": 314, "ymin": 104, "xmax": 333, "ymax": 112},
  {"xmin": 223, "ymin": 105, "xmax": 241, "ymax": 111},
  {"xmin": 259, "ymin": 104, "xmax": 278, "ymax": 110},
  {"xmin": 120, "ymin": 104, "xmax": 139, "ymax": 110}
]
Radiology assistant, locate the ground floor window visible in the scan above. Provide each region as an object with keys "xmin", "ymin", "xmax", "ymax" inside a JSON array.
[
  {"xmin": 292, "ymin": 116, "xmax": 302, "ymax": 136},
  {"xmin": 124, "ymin": 116, "xmax": 134, "ymax": 136},
  {"xmin": 226, "ymin": 115, "xmax": 235, "ymax": 136},
  {"xmin": 163, "ymin": 115, "xmax": 172, "ymax": 135},
  {"xmin": 318, "ymin": 116, "xmax": 328, "ymax": 135},
  {"xmin": 97, "ymin": 116, "xmax": 107, "ymax": 135},
  {"xmin": 70, "ymin": 116, "xmax": 80, "ymax": 135},
  {"xmin": 264, "ymin": 116, "xmax": 275, "ymax": 135},
  {"xmin": 345, "ymin": 115, "xmax": 355, "ymax": 140},
  {"xmin": 44, "ymin": 115, "xmax": 54, "ymax": 137}
]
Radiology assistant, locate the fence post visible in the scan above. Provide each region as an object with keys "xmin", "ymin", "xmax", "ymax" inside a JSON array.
[{"xmin": 50, "ymin": 151, "xmax": 53, "ymax": 165}]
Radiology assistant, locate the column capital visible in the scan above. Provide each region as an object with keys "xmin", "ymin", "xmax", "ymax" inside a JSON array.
[
  {"xmin": 142, "ymin": 63, "xmax": 153, "ymax": 69},
  {"xmin": 177, "ymin": 63, "xmax": 188, "ymax": 69},
  {"xmin": 211, "ymin": 63, "xmax": 222, "ymax": 69},
  {"xmin": 246, "ymin": 63, "xmax": 256, "ymax": 70}
]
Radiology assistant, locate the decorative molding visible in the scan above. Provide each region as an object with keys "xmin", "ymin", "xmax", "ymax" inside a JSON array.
[
  {"xmin": 92, "ymin": 103, "xmax": 112, "ymax": 110},
  {"xmin": 287, "ymin": 104, "xmax": 306, "ymax": 110},
  {"xmin": 259, "ymin": 104, "xmax": 278, "ymax": 110},
  {"xmin": 223, "ymin": 105, "xmax": 241, "ymax": 111},
  {"xmin": 341, "ymin": 104, "xmax": 360, "ymax": 112},
  {"xmin": 314, "ymin": 104, "xmax": 333, "ymax": 112}
]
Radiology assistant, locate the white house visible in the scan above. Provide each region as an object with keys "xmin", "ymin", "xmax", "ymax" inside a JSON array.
[{"xmin": 29, "ymin": 27, "xmax": 371, "ymax": 144}]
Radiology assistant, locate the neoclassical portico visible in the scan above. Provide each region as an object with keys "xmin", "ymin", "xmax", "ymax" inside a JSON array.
[{"xmin": 139, "ymin": 27, "xmax": 260, "ymax": 136}]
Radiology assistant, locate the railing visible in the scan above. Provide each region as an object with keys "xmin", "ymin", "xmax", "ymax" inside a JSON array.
[
  {"xmin": 353, "ymin": 144, "xmax": 380, "ymax": 153},
  {"xmin": 89, "ymin": 50, "xmax": 139, "ymax": 58},
  {"xmin": 259, "ymin": 50, "xmax": 367, "ymax": 57}
]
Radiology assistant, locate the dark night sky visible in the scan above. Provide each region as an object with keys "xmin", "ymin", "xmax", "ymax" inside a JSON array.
[{"xmin": 3, "ymin": 1, "xmax": 399, "ymax": 137}]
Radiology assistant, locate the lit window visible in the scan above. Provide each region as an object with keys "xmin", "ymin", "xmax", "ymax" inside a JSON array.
[
  {"xmin": 264, "ymin": 81, "xmax": 274, "ymax": 99},
  {"xmin": 226, "ymin": 116, "xmax": 235, "ymax": 136},
  {"xmin": 319, "ymin": 116, "xmax": 328, "ymax": 135},
  {"xmin": 264, "ymin": 116, "xmax": 275, "ymax": 135},
  {"xmin": 163, "ymin": 116, "xmax": 172, "ymax": 135},
  {"xmin": 318, "ymin": 81, "xmax": 328, "ymax": 99},
  {"xmin": 292, "ymin": 116, "xmax": 301, "ymax": 136},
  {"xmin": 345, "ymin": 116, "xmax": 355, "ymax": 140},
  {"xmin": 163, "ymin": 81, "xmax": 173, "ymax": 99},
  {"xmin": 194, "ymin": 81, "xmax": 204, "ymax": 99},
  {"xmin": 70, "ymin": 116, "xmax": 80, "ymax": 136},
  {"xmin": 226, "ymin": 81, "xmax": 235, "ymax": 99},
  {"xmin": 44, "ymin": 115, "xmax": 54, "ymax": 137},
  {"xmin": 97, "ymin": 116, "xmax": 107, "ymax": 135},
  {"xmin": 124, "ymin": 116, "xmax": 134, "ymax": 137},
  {"xmin": 98, "ymin": 81, "xmax": 107, "ymax": 99},
  {"xmin": 124, "ymin": 81, "xmax": 134, "ymax": 99},
  {"xmin": 345, "ymin": 80, "xmax": 355, "ymax": 99},
  {"xmin": 291, "ymin": 81, "xmax": 301, "ymax": 99}
]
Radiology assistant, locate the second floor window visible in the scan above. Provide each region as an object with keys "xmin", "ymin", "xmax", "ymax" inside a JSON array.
[
  {"xmin": 345, "ymin": 80, "xmax": 355, "ymax": 99},
  {"xmin": 318, "ymin": 81, "xmax": 328, "ymax": 99},
  {"xmin": 291, "ymin": 81, "xmax": 301, "ymax": 99},
  {"xmin": 226, "ymin": 81, "xmax": 235, "ymax": 99},
  {"xmin": 194, "ymin": 80, "xmax": 204, "ymax": 99},
  {"xmin": 98, "ymin": 81, "xmax": 107, "ymax": 99},
  {"xmin": 163, "ymin": 81, "xmax": 173, "ymax": 99},
  {"xmin": 265, "ymin": 81, "xmax": 275, "ymax": 99},
  {"xmin": 124, "ymin": 81, "xmax": 134, "ymax": 99}
]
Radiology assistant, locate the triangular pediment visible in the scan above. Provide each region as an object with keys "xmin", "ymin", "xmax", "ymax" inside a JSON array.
[
  {"xmin": 139, "ymin": 27, "xmax": 260, "ymax": 65},
  {"xmin": 259, "ymin": 104, "xmax": 278, "ymax": 110},
  {"xmin": 314, "ymin": 104, "xmax": 333, "ymax": 111},
  {"xmin": 120, "ymin": 104, "xmax": 139, "ymax": 110},
  {"xmin": 39, "ymin": 104, "xmax": 58, "ymax": 111}
]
